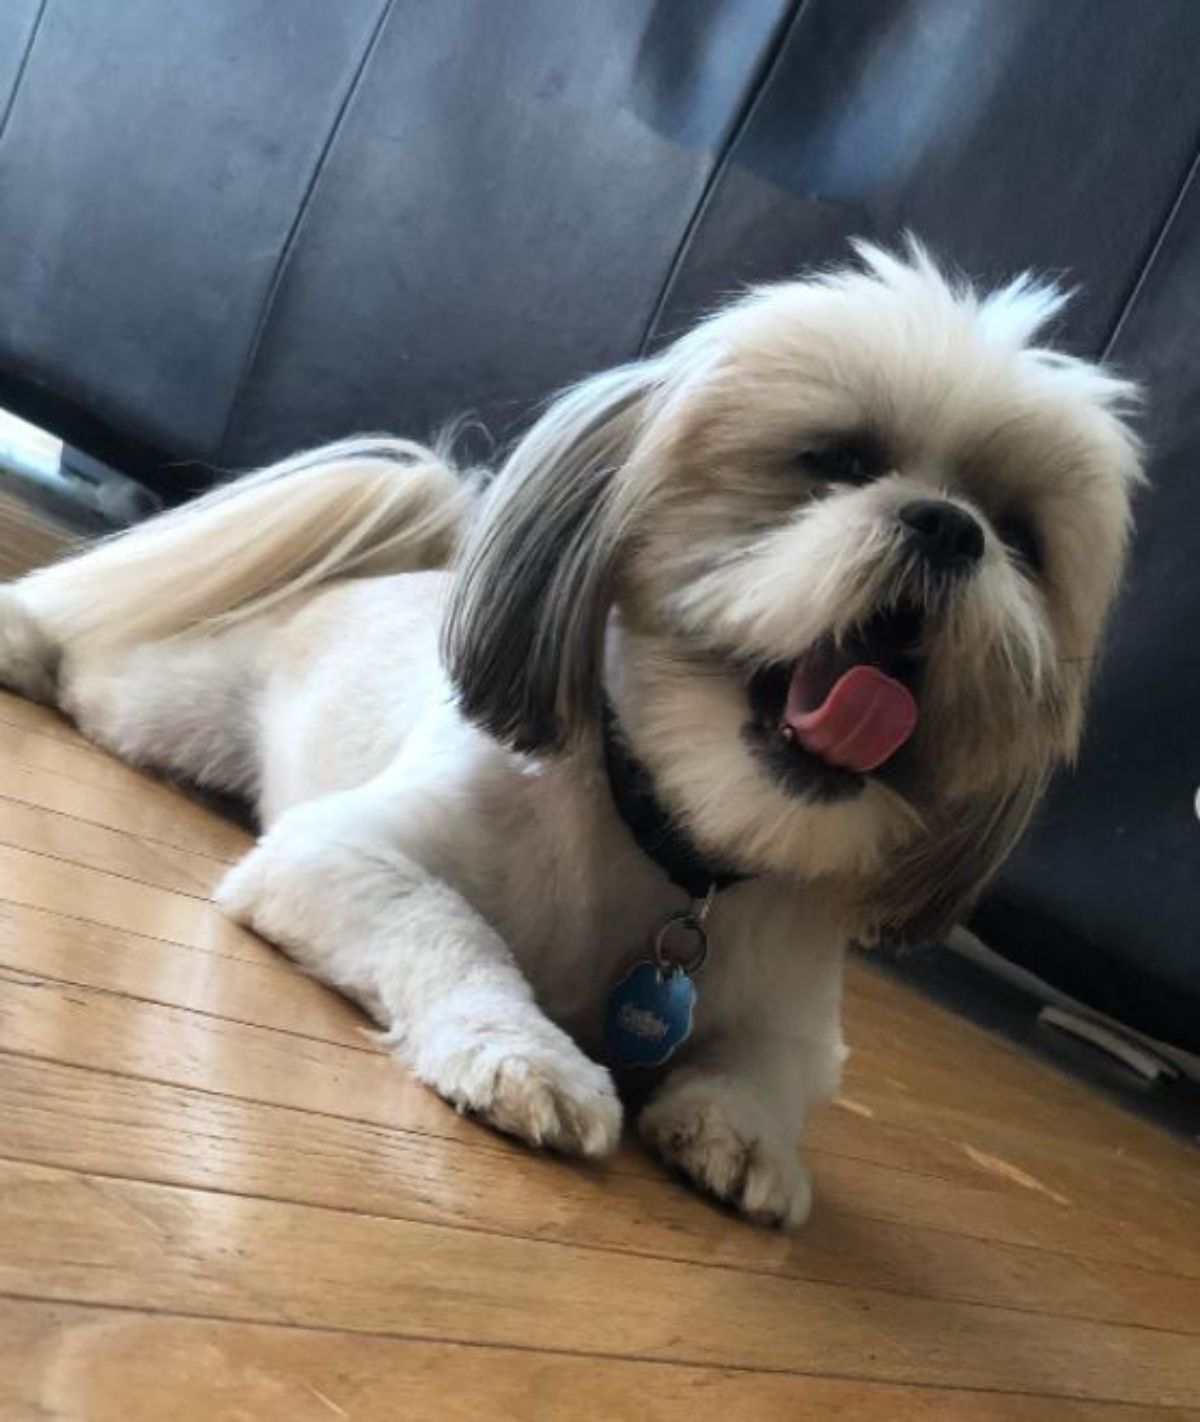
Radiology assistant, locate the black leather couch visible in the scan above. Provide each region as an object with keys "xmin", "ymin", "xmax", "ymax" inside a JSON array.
[{"xmin": 1, "ymin": 1, "xmax": 1195, "ymax": 1051}]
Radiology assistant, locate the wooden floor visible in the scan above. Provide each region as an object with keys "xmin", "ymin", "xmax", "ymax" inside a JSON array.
[
  {"xmin": 0, "ymin": 514, "xmax": 1198, "ymax": 1418},
  {"xmin": 0, "ymin": 487, "xmax": 81, "ymax": 581}
]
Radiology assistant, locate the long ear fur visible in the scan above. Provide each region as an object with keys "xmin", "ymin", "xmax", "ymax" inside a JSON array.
[
  {"xmin": 443, "ymin": 360, "xmax": 660, "ymax": 752},
  {"xmin": 867, "ymin": 770, "xmax": 1049, "ymax": 946}
]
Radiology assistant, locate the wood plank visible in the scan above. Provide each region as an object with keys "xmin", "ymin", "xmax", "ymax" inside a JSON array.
[
  {"xmin": 0, "ymin": 970, "xmax": 431, "ymax": 1130},
  {"xmin": 815, "ymin": 1099, "xmax": 1200, "ymax": 1223},
  {"xmin": 0, "ymin": 698, "xmax": 250, "ymax": 857},
  {"xmin": 7, "ymin": 1300, "xmax": 1194, "ymax": 1422},
  {"xmin": 1, "ymin": 1161, "xmax": 1197, "ymax": 1405},
  {"xmin": 0, "ymin": 716, "xmax": 196, "ymax": 795},
  {"xmin": 0, "ymin": 796, "xmax": 225, "ymax": 897},
  {"xmin": 810, "ymin": 1150, "xmax": 1187, "ymax": 1272},
  {"xmin": 0, "ymin": 900, "xmax": 366, "ymax": 1047},
  {"xmin": 0, "ymin": 488, "xmax": 74, "ymax": 580},
  {"xmin": 3, "ymin": 1053, "xmax": 1196, "ymax": 1335},
  {"xmin": 845, "ymin": 961, "xmax": 1200, "ymax": 1180},
  {"xmin": 0, "ymin": 691, "xmax": 81, "ymax": 744},
  {"xmin": 0, "ymin": 845, "xmax": 249, "ymax": 955},
  {"xmin": 841, "ymin": 965, "xmax": 1200, "ymax": 1272},
  {"xmin": 0, "ymin": 754, "xmax": 247, "ymax": 860},
  {"xmin": 814, "ymin": 1098, "xmax": 1050, "ymax": 1190},
  {"xmin": 831, "ymin": 1078, "xmax": 1200, "ymax": 1278}
]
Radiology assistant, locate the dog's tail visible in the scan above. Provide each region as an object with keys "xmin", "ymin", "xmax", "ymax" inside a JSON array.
[{"xmin": 3, "ymin": 437, "xmax": 474, "ymax": 698}]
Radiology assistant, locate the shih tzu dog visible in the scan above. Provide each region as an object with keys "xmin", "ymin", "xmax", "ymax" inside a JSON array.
[{"xmin": 0, "ymin": 243, "xmax": 1140, "ymax": 1226}]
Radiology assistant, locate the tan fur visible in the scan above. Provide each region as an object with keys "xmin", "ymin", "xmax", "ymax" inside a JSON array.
[{"xmin": 20, "ymin": 437, "xmax": 471, "ymax": 651}]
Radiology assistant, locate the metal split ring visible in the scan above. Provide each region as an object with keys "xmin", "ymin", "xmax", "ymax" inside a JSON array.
[{"xmin": 652, "ymin": 885, "xmax": 717, "ymax": 977}]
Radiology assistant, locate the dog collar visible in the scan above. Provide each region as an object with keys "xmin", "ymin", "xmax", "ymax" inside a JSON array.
[
  {"xmin": 599, "ymin": 698, "xmax": 746, "ymax": 900},
  {"xmin": 600, "ymin": 699, "xmax": 748, "ymax": 1072}
]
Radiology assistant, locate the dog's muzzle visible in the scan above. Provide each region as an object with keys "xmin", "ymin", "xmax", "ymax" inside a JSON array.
[{"xmin": 744, "ymin": 604, "xmax": 925, "ymax": 798}]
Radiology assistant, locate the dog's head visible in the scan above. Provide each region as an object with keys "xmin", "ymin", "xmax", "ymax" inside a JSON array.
[{"xmin": 444, "ymin": 242, "xmax": 1142, "ymax": 941}]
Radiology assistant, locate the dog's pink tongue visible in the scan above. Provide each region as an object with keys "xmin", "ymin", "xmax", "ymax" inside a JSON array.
[{"xmin": 786, "ymin": 664, "xmax": 918, "ymax": 773}]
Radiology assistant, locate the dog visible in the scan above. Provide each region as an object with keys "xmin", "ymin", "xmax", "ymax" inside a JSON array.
[{"xmin": 0, "ymin": 243, "xmax": 1141, "ymax": 1226}]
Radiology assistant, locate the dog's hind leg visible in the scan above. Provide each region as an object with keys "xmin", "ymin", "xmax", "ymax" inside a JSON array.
[
  {"xmin": 0, "ymin": 583, "xmax": 273, "ymax": 799},
  {"xmin": 56, "ymin": 620, "xmax": 275, "ymax": 799},
  {"xmin": 0, "ymin": 587, "xmax": 59, "ymax": 705},
  {"xmin": 0, "ymin": 434, "xmax": 471, "ymax": 783}
]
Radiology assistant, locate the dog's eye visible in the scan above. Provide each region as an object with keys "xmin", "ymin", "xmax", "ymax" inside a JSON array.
[
  {"xmin": 798, "ymin": 436, "xmax": 885, "ymax": 486},
  {"xmin": 995, "ymin": 513, "xmax": 1043, "ymax": 574}
]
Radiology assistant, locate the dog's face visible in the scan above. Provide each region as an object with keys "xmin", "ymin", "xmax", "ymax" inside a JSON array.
[{"xmin": 446, "ymin": 244, "xmax": 1141, "ymax": 940}]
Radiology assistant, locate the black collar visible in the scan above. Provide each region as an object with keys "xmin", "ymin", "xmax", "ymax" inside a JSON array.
[{"xmin": 601, "ymin": 699, "xmax": 746, "ymax": 900}]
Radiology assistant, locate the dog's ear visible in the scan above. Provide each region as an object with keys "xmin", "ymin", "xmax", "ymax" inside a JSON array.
[
  {"xmin": 865, "ymin": 770, "xmax": 1048, "ymax": 946},
  {"xmin": 443, "ymin": 360, "xmax": 659, "ymax": 752}
]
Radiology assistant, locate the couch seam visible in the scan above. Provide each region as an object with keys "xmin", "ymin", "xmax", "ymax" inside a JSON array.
[
  {"xmin": 1101, "ymin": 125, "xmax": 1200, "ymax": 362},
  {"xmin": 215, "ymin": 0, "xmax": 397, "ymax": 465},
  {"xmin": 636, "ymin": 0, "xmax": 811, "ymax": 357},
  {"xmin": 0, "ymin": 0, "xmax": 49, "ymax": 154}
]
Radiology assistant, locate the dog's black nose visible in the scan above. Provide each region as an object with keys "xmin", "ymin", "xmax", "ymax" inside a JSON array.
[{"xmin": 899, "ymin": 500, "xmax": 984, "ymax": 570}]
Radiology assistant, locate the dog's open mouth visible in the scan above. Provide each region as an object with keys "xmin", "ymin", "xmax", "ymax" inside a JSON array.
[{"xmin": 746, "ymin": 606, "xmax": 923, "ymax": 793}]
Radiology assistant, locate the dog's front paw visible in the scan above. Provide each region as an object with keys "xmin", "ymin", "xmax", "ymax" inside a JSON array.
[
  {"xmin": 412, "ymin": 1014, "xmax": 623, "ymax": 1160},
  {"xmin": 639, "ymin": 1076, "xmax": 811, "ymax": 1228}
]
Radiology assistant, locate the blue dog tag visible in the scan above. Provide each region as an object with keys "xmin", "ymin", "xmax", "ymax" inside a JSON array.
[{"xmin": 605, "ymin": 961, "xmax": 696, "ymax": 1069}]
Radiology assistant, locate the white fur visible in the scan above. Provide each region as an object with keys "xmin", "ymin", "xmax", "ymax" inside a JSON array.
[{"xmin": 0, "ymin": 245, "xmax": 1139, "ymax": 1228}]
